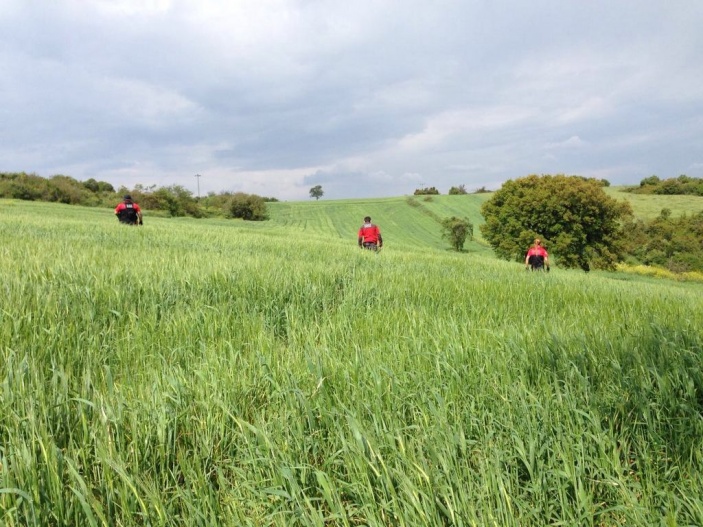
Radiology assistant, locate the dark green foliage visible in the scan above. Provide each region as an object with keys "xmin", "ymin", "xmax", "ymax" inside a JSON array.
[
  {"xmin": 83, "ymin": 178, "xmax": 100, "ymax": 192},
  {"xmin": 0, "ymin": 172, "xmax": 47, "ymax": 200},
  {"xmin": 0, "ymin": 172, "xmax": 94, "ymax": 204},
  {"xmin": 473, "ymin": 186, "xmax": 491, "ymax": 194},
  {"xmin": 48, "ymin": 175, "xmax": 92, "ymax": 204},
  {"xmin": 441, "ymin": 216, "xmax": 473, "ymax": 251},
  {"xmin": 82, "ymin": 178, "xmax": 115, "ymax": 193},
  {"xmin": 448, "ymin": 185, "xmax": 468, "ymax": 195},
  {"xmin": 0, "ymin": 172, "xmax": 274, "ymax": 220},
  {"xmin": 628, "ymin": 174, "xmax": 703, "ymax": 196},
  {"xmin": 309, "ymin": 185, "xmax": 324, "ymax": 200},
  {"xmin": 139, "ymin": 185, "xmax": 203, "ymax": 218},
  {"xmin": 480, "ymin": 174, "xmax": 632, "ymax": 271},
  {"xmin": 414, "ymin": 186, "xmax": 440, "ymax": 195},
  {"xmin": 225, "ymin": 192, "xmax": 269, "ymax": 221},
  {"xmin": 640, "ymin": 175, "xmax": 661, "ymax": 187},
  {"xmin": 622, "ymin": 209, "xmax": 703, "ymax": 272}
]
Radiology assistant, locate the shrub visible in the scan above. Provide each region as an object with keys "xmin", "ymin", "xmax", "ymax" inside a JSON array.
[
  {"xmin": 226, "ymin": 192, "xmax": 269, "ymax": 221},
  {"xmin": 441, "ymin": 216, "xmax": 473, "ymax": 251}
]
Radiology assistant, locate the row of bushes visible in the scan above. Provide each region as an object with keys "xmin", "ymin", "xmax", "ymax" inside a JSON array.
[
  {"xmin": 0, "ymin": 172, "xmax": 113, "ymax": 205},
  {"xmin": 414, "ymin": 185, "xmax": 489, "ymax": 195},
  {"xmin": 628, "ymin": 175, "xmax": 703, "ymax": 196},
  {"xmin": 0, "ymin": 172, "xmax": 274, "ymax": 221}
]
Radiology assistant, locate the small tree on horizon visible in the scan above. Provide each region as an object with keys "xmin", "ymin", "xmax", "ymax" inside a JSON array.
[{"xmin": 309, "ymin": 185, "xmax": 324, "ymax": 200}]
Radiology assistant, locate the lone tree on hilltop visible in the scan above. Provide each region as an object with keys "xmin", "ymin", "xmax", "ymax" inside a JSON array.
[
  {"xmin": 309, "ymin": 185, "xmax": 324, "ymax": 200},
  {"xmin": 480, "ymin": 174, "xmax": 632, "ymax": 271}
]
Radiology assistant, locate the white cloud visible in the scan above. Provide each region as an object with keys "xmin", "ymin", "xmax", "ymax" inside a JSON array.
[
  {"xmin": 396, "ymin": 105, "xmax": 536, "ymax": 153},
  {"xmin": 0, "ymin": 1, "xmax": 702, "ymax": 198},
  {"xmin": 544, "ymin": 136, "xmax": 588, "ymax": 150}
]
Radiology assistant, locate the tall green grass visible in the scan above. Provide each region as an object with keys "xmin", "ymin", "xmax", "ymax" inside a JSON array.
[{"xmin": 1, "ymin": 200, "xmax": 702, "ymax": 526}]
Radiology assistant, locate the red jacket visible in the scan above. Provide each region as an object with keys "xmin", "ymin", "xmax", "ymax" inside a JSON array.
[
  {"xmin": 114, "ymin": 202, "xmax": 142, "ymax": 215},
  {"xmin": 358, "ymin": 223, "xmax": 381, "ymax": 244},
  {"xmin": 115, "ymin": 200, "xmax": 142, "ymax": 224},
  {"xmin": 526, "ymin": 246, "xmax": 548, "ymax": 259}
]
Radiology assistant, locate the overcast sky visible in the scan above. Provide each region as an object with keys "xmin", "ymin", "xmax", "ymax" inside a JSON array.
[{"xmin": 1, "ymin": 1, "xmax": 702, "ymax": 200}]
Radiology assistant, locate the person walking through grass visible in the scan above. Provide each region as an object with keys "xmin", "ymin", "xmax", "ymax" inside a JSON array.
[
  {"xmin": 115, "ymin": 195, "xmax": 143, "ymax": 225},
  {"xmin": 358, "ymin": 216, "xmax": 383, "ymax": 251},
  {"xmin": 525, "ymin": 238, "xmax": 549, "ymax": 271}
]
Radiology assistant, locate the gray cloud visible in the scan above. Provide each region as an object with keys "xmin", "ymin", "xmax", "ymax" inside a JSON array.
[{"xmin": 1, "ymin": 0, "xmax": 702, "ymax": 200}]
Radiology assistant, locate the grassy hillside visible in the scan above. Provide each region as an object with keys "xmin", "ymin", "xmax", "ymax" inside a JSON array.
[
  {"xmin": 269, "ymin": 193, "xmax": 492, "ymax": 253},
  {"xmin": 1, "ymin": 199, "xmax": 702, "ymax": 526},
  {"xmin": 605, "ymin": 186, "xmax": 703, "ymax": 220},
  {"xmin": 268, "ymin": 189, "xmax": 703, "ymax": 255}
]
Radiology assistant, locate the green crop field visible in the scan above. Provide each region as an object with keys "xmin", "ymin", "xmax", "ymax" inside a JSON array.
[
  {"xmin": 604, "ymin": 186, "xmax": 703, "ymax": 220},
  {"xmin": 1, "ymin": 198, "xmax": 703, "ymax": 526},
  {"xmin": 267, "ymin": 194, "xmax": 493, "ymax": 252}
]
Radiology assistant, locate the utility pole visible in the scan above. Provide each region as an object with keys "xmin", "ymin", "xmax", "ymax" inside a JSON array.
[{"xmin": 194, "ymin": 174, "xmax": 201, "ymax": 199}]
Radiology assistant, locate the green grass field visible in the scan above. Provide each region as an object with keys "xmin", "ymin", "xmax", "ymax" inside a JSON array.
[
  {"xmin": 267, "ymin": 188, "xmax": 703, "ymax": 250},
  {"xmin": 604, "ymin": 186, "xmax": 703, "ymax": 220},
  {"xmin": 268, "ymin": 194, "xmax": 492, "ymax": 251},
  {"xmin": 1, "ymin": 198, "xmax": 703, "ymax": 526}
]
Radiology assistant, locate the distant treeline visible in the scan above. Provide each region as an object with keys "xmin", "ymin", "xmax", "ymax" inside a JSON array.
[
  {"xmin": 627, "ymin": 175, "xmax": 703, "ymax": 196},
  {"xmin": 623, "ymin": 208, "xmax": 703, "ymax": 273},
  {"xmin": 0, "ymin": 172, "xmax": 277, "ymax": 220},
  {"xmin": 3, "ymin": 171, "xmax": 703, "ymax": 273}
]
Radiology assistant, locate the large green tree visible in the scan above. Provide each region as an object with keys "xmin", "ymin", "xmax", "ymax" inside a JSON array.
[{"xmin": 480, "ymin": 174, "xmax": 632, "ymax": 271}]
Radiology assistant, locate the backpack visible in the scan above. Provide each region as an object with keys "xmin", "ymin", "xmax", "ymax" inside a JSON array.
[
  {"xmin": 119, "ymin": 202, "xmax": 139, "ymax": 224},
  {"xmin": 528, "ymin": 254, "xmax": 545, "ymax": 269}
]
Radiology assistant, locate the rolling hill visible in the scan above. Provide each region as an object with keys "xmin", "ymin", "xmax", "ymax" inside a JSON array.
[{"xmin": 267, "ymin": 188, "xmax": 703, "ymax": 254}]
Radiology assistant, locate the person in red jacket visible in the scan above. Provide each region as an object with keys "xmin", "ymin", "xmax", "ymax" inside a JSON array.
[
  {"xmin": 525, "ymin": 238, "xmax": 549, "ymax": 271},
  {"xmin": 358, "ymin": 216, "xmax": 383, "ymax": 251},
  {"xmin": 114, "ymin": 195, "xmax": 143, "ymax": 225}
]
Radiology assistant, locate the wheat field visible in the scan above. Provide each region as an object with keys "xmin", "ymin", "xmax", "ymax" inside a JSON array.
[{"xmin": 1, "ymin": 199, "xmax": 702, "ymax": 526}]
